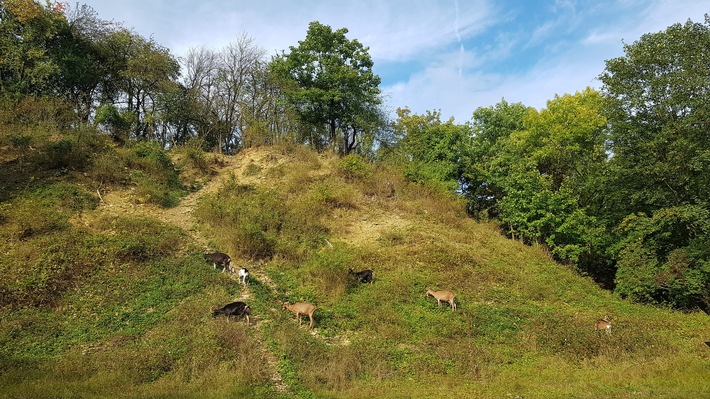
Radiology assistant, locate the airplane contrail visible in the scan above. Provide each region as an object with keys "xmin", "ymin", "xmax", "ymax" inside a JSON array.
[{"xmin": 453, "ymin": 0, "xmax": 464, "ymax": 76}]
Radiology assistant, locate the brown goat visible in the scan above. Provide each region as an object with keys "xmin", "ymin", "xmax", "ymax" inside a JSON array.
[
  {"xmin": 426, "ymin": 288, "xmax": 457, "ymax": 311},
  {"xmin": 282, "ymin": 302, "xmax": 317, "ymax": 328},
  {"xmin": 204, "ymin": 252, "xmax": 234, "ymax": 274},
  {"xmin": 595, "ymin": 316, "xmax": 612, "ymax": 335}
]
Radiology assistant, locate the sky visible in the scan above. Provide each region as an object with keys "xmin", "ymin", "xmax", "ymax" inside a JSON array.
[{"xmin": 75, "ymin": 0, "xmax": 708, "ymax": 123}]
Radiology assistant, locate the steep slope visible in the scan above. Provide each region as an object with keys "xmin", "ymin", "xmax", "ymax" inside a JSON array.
[{"xmin": 2, "ymin": 145, "xmax": 709, "ymax": 399}]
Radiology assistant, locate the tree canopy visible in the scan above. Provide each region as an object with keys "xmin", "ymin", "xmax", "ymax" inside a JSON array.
[
  {"xmin": 598, "ymin": 16, "xmax": 710, "ymax": 308},
  {"xmin": 270, "ymin": 21, "xmax": 384, "ymax": 154}
]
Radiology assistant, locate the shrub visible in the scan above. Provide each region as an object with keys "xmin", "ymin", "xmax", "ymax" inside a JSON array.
[
  {"xmin": 174, "ymin": 138, "xmax": 215, "ymax": 177},
  {"xmin": 196, "ymin": 186, "xmax": 282, "ymax": 260},
  {"xmin": 125, "ymin": 142, "xmax": 186, "ymax": 207},
  {"xmin": 613, "ymin": 206, "xmax": 710, "ymax": 309},
  {"xmin": 337, "ymin": 153, "xmax": 373, "ymax": 181},
  {"xmin": 34, "ymin": 126, "xmax": 111, "ymax": 171}
]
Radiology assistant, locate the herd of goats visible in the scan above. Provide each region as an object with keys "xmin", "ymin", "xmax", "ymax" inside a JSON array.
[{"xmin": 204, "ymin": 251, "xmax": 616, "ymax": 334}]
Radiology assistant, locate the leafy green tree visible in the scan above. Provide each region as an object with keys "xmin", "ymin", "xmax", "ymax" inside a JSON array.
[
  {"xmin": 599, "ymin": 16, "xmax": 710, "ymax": 220},
  {"xmin": 613, "ymin": 206, "xmax": 710, "ymax": 309},
  {"xmin": 392, "ymin": 108, "xmax": 471, "ymax": 192},
  {"xmin": 90, "ymin": 28, "xmax": 180, "ymax": 142},
  {"xmin": 0, "ymin": 0, "xmax": 68, "ymax": 95},
  {"xmin": 465, "ymin": 100, "xmax": 532, "ymax": 216},
  {"xmin": 599, "ymin": 16, "xmax": 710, "ymax": 309},
  {"xmin": 54, "ymin": 4, "xmax": 120, "ymax": 122},
  {"xmin": 467, "ymin": 91, "xmax": 612, "ymax": 282},
  {"xmin": 270, "ymin": 21, "xmax": 383, "ymax": 154}
]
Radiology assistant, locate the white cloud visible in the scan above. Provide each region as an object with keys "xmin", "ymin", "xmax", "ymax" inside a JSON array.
[{"xmin": 77, "ymin": 0, "xmax": 709, "ymax": 124}]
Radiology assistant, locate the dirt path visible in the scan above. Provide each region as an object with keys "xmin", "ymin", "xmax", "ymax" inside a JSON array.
[
  {"xmin": 90, "ymin": 149, "xmax": 292, "ymax": 393},
  {"xmin": 84, "ymin": 147, "xmax": 407, "ymax": 394}
]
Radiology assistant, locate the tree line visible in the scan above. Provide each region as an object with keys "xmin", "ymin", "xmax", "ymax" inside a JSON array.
[
  {"xmin": 1, "ymin": 1, "xmax": 708, "ymax": 310},
  {"xmin": 390, "ymin": 16, "xmax": 710, "ymax": 311},
  {"xmin": 0, "ymin": 1, "xmax": 382, "ymax": 153}
]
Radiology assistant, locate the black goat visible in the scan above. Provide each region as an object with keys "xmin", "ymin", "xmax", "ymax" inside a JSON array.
[
  {"xmin": 212, "ymin": 301, "xmax": 251, "ymax": 323},
  {"xmin": 204, "ymin": 252, "xmax": 234, "ymax": 274},
  {"xmin": 349, "ymin": 267, "xmax": 373, "ymax": 284}
]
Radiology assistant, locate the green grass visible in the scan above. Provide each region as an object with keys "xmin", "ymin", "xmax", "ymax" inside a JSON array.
[{"xmin": 1, "ymin": 144, "xmax": 709, "ymax": 398}]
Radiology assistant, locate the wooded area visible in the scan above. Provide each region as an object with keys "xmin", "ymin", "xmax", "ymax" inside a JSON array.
[{"xmin": 1, "ymin": 1, "xmax": 708, "ymax": 311}]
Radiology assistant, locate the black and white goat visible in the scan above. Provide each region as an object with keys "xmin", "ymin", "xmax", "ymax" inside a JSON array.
[
  {"xmin": 238, "ymin": 268, "xmax": 249, "ymax": 286},
  {"xmin": 204, "ymin": 252, "xmax": 234, "ymax": 274},
  {"xmin": 212, "ymin": 301, "xmax": 251, "ymax": 324},
  {"xmin": 348, "ymin": 267, "xmax": 373, "ymax": 284}
]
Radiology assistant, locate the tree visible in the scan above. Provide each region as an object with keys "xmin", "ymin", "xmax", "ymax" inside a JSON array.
[
  {"xmin": 599, "ymin": 16, "xmax": 710, "ymax": 220},
  {"xmin": 0, "ymin": 0, "xmax": 68, "ymax": 95},
  {"xmin": 465, "ymin": 99, "xmax": 532, "ymax": 216},
  {"xmin": 270, "ymin": 21, "xmax": 383, "ymax": 154},
  {"xmin": 181, "ymin": 35, "xmax": 280, "ymax": 152},
  {"xmin": 613, "ymin": 206, "xmax": 710, "ymax": 310},
  {"xmin": 392, "ymin": 108, "xmax": 471, "ymax": 192},
  {"xmin": 55, "ymin": 3, "xmax": 121, "ymax": 122},
  {"xmin": 599, "ymin": 16, "xmax": 710, "ymax": 309},
  {"xmin": 466, "ymin": 91, "xmax": 613, "ymax": 283}
]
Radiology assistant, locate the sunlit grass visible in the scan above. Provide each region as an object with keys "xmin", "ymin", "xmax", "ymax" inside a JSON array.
[{"xmin": 1, "ymin": 145, "xmax": 709, "ymax": 398}]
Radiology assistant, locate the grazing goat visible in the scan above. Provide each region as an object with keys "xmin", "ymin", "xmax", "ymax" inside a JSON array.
[
  {"xmin": 425, "ymin": 288, "xmax": 457, "ymax": 311},
  {"xmin": 595, "ymin": 316, "xmax": 612, "ymax": 335},
  {"xmin": 212, "ymin": 301, "xmax": 251, "ymax": 324},
  {"xmin": 348, "ymin": 267, "xmax": 373, "ymax": 284},
  {"xmin": 705, "ymin": 340, "xmax": 710, "ymax": 348},
  {"xmin": 282, "ymin": 302, "xmax": 317, "ymax": 328},
  {"xmin": 238, "ymin": 268, "xmax": 249, "ymax": 286},
  {"xmin": 204, "ymin": 252, "xmax": 234, "ymax": 274}
]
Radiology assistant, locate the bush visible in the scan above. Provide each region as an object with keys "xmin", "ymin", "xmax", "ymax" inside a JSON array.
[
  {"xmin": 613, "ymin": 206, "xmax": 710, "ymax": 309},
  {"xmin": 36, "ymin": 127, "xmax": 111, "ymax": 171},
  {"xmin": 337, "ymin": 153, "xmax": 373, "ymax": 181},
  {"xmin": 124, "ymin": 142, "xmax": 186, "ymax": 207},
  {"xmin": 174, "ymin": 138, "xmax": 216, "ymax": 177},
  {"xmin": 195, "ymin": 185, "xmax": 282, "ymax": 260}
]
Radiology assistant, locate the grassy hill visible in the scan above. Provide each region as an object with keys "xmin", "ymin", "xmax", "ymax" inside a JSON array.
[{"xmin": 1, "ymin": 142, "xmax": 708, "ymax": 399}]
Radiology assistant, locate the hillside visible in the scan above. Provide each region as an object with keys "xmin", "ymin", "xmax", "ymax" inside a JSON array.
[{"xmin": 1, "ymin": 145, "xmax": 709, "ymax": 399}]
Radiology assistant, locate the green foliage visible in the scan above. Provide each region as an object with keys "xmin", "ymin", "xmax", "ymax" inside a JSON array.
[
  {"xmin": 465, "ymin": 100, "xmax": 532, "ymax": 217},
  {"xmin": 270, "ymin": 21, "xmax": 383, "ymax": 154},
  {"xmin": 0, "ymin": 0, "xmax": 68, "ymax": 95},
  {"xmin": 391, "ymin": 108, "xmax": 470, "ymax": 193},
  {"xmin": 95, "ymin": 103, "xmax": 134, "ymax": 144},
  {"xmin": 337, "ymin": 153, "xmax": 373, "ymax": 181},
  {"xmin": 469, "ymin": 91, "xmax": 610, "ymax": 273},
  {"xmin": 125, "ymin": 141, "xmax": 186, "ymax": 207},
  {"xmin": 613, "ymin": 206, "xmax": 710, "ymax": 308},
  {"xmin": 598, "ymin": 17, "xmax": 710, "ymax": 308},
  {"xmin": 599, "ymin": 16, "xmax": 710, "ymax": 218}
]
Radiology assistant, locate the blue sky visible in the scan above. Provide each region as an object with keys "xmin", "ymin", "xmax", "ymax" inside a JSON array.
[{"xmin": 77, "ymin": 0, "xmax": 708, "ymax": 123}]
